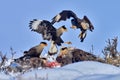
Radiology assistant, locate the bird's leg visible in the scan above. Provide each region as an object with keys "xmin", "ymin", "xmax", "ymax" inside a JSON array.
[
  {"xmin": 78, "ymin": 31, "xmax": 83, "ymax": 38},
  {"xmin": 78, "ymin": 31, "xmax": 87, "ymax": 42},
  {"xmin": 60, "ymin": 42, "xmax": 72, "ymax": 49},
  {"xmin": 64, "ymin": 41, "xmax": 72, "ymax": 45},
  {"xmin": 78, "ymin": 31, "xmax": 84, "ymax": 42},
  {"xmin": 70, "ymin": 25, "xmax": 77, "ymax": 30}
]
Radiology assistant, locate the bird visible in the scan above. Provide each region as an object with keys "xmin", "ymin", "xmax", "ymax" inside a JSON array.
[
  {"xmin": 56, "ymin": 47, "xmax": 73, "ymax": 66},
  {"xmin": 78, "ymin": 30, "xmax": 87, "ymax": 42},
  {"xmin": 51, "ymin": 10, "xmax": 78, "ymax": 24},
  {"xmin": 15, "ymin": 42, "xmax": 47, "ymax": 61},
  {"xmin": 51, "ymin": 10, "xmax": 94, "ymax": 42},
  {"xmin": 29, "ymin": 19, "xmax": 67, "ymax": 46},
  {"xmin": 48, "ymin": 41, "xmax": 58, "ymax": 56},
  {"xmin": 56, "ymin": 47, "xmax": 105, "ymax": 66},
  {"xmin": 29, "ymin": 19, "xmax": 56, "ymax": 41}
]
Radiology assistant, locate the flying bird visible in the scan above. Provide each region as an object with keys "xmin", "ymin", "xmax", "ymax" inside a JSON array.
[
  {"xmin": 51, "ymin": 10, "xmax": 78, "ymax": 24},
  {"xmin": 29, "ymin": 19, "xmax": 67, "ymax": 46},
  {"xmin": 51, "ymin": 10, "xmax": 94, "ymax": 42}
]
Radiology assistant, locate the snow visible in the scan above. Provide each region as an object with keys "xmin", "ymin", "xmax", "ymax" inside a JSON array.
[
  {"xmin": 1, "ymin": 61, "xmax": 120, "ymax": 80},
  {"xmin": 62, "ymin": 61, "xmax": 120, "ymax": 75},
  {"xmin": 0, "ymin": 72, "xmax": 12, "ymax": 80}
]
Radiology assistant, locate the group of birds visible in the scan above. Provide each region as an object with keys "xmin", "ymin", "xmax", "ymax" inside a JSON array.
[
  {"xmin": 29, "ymin": 10, "xmax": 94, "ymax": 45},
  {"xmin": 15, "ymin": 10, "xmax": 94, "ymax": 61}
]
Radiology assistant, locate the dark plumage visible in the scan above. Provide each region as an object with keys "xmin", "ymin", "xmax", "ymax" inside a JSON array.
[
  {"xmin": 71, "ymin": 49, "xmax": 97, "ymax": 62},
  {"xmin": 16, "ymin": 42, "xmax": 47, "ymax": 60},
  {"xmin": 51, "ymin": 10, "xmax": 94, "ymax": 42},
  {"xmin": 29, "ymin": 19, "xmax": 67, "ymax": 46},
  {"xmin": 56, "ymin": 47, "xmax": 105, "ymax": 66},
  {"xmin": 29, "ymin": 19, "xmax": 56, "ymax": 41},
  {"xmin": 51, "ymin": 10, "xmax": 78, "ymax": 24}
]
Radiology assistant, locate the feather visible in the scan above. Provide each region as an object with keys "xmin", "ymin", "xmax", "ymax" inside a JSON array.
[
  {"xmin": 51, "ymin": 10, "xmax": 78, "ymax": 24},
  {"xmin": 78, "ymin": 31, "xmax": 87, "ymax": 42},
  {"xmin": 83, "ymin": 16, "xmax": 94, "ymax": 31},
  {"xmin": 51, "ymin": 10, "xmax": 94, "ymax": 42},
  {"xmin": 29, "ymin": 19, "xmax": 42, "ymax": 31},
  {"xmin": 29, "ymin": 19, "xmax": 56, "ymax": 40},
  {"xmin": 29, "ymin": 19, "xmax": 66, "ymax": 45},
  {"xmin": 48, "ymin": 41, "xmax": 58, "ymax": 55},
  {"xmin": 16, "ymin": 42, "xmax": 47, "ymax": 60}
]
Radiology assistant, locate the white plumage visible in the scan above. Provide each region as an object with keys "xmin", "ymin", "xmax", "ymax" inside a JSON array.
[
  {"xmin": 51, "ymin": 10, "xmax": 94, "ymax": 42},
  {"xmin": 30, "ymin": 20, "xmax": 42, "ymax": 30},
  {"xmin": 49, "ymin": 41, "xmax": 58, "ymax": 54},
  {"xmin": 81, "ymin": 22, "xmax": 90, "ymax": 30},
  {"xmin": 29, "ymin": 19, "xmax": 66, "ymax": 46},
  {"xmin": 55, "ymin": 14, "xmax": 61, "ymax": 22}
]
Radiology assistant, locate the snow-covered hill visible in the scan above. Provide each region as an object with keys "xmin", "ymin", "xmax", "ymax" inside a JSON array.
[{"xmin": 1, "ymin": 61, "xmax": 120, "ymax": 80}]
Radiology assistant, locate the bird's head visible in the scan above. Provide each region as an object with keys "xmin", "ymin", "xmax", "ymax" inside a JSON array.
[
  {"xmin": 40, "ymin": 42, "xmax": 47, "ymax": 47},
  {"xmin": 60, "ymin": 47, "xmax": 68, "ymax": 55},
  {"xmin": 89, "ymin": 25, "xmax": 94, "ymax": 32},
  {"xmin": 61, "ymin": 25, "xmax": 67, "ymax": 32}
]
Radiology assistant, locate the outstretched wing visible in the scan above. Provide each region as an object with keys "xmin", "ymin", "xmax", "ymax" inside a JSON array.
[
  {"xmin": 51, "ymin": 10, "xmax": 78, "ymax": 24},
  {"xmin": 83, "ymin": 16, "xmax": 94, "ymax": 32},
  {"xmin": 29, "ymin": 19, "xmax": 56, "ymax": 40}
]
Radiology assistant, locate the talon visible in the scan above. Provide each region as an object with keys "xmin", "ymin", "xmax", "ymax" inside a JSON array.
[
  {"xmin": 67, "ymin": 41, "xmax": 72, "ymax": 44},
  {"xmin": 78, "ymin": 33, "xmax": 82, "ymax": 38},
  {"xmin": 70, "ymin": 25, "xmax": 77, "ymax": 29}
]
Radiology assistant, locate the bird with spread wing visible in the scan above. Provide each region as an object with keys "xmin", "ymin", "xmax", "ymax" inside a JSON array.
[
  {"xmin": 29, "ymin": 19, "xmax": 67, "ymax": 46},
  {"xmin": 51, "ymin": 10, "xmax": 94, "ymax": 42}
]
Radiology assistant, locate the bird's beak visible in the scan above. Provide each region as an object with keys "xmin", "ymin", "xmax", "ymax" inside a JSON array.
[
  {"xmin": 45, "ymin": 44, "xmax": 48, "ymax": 46},
  {"xmin": 65, "ymin": 29, "xmax": 67, "ymax": 32}
]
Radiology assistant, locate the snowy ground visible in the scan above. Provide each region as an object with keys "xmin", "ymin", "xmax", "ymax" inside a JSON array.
[{"xmin": 1, "ymin": 61, "xmax": 120, "ymax": 80}]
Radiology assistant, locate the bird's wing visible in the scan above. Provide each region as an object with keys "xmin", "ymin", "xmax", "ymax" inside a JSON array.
[
  {"xmin": 27, "ymin": 47, "xmax": 37, "ymax": 55},
  {"xmin": 29, "ymin": 19, "xmax": 57, "ymax": 40},
  {"xmin": 29, "ymin": 19, "xmax": 45, "ymax": 33},
  {"xmin": 83, "ymin": 16, "xmax": 94, "ymax": 31},
  {"xmin": 51, "ymin": 10, "xmax": 78, "ymax": 24},
  {"xmin": 71, "ymin": 19, "xmax": 81, "ymax": 29}
]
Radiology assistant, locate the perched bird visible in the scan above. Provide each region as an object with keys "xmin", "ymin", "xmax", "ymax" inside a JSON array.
[
  {"xmin": 71, "ymin": 48, "xmax": 105, "ymax": 63},
  {"xmin": 16, "ymin": 42, "xmax": 47, "ymax": 60},
  {"xmin": 51, "ymin": 10, "xmax": 94, "ymax": 42},
  {"xmin": 56, "ymin": 47, "xmax": 105, "ymax": 66},
  {"xmin": 29, "ymin": 19, "xmax": 67, "ymax": 46},
  {"xmin": 56, "ymin": 47, "xmax": 73, "ymax": 66}
]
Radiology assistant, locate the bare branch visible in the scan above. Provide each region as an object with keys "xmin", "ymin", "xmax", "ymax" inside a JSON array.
[{"xmin": 10, "ymin": 47, "xmax": 16, "ymax": 59}]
